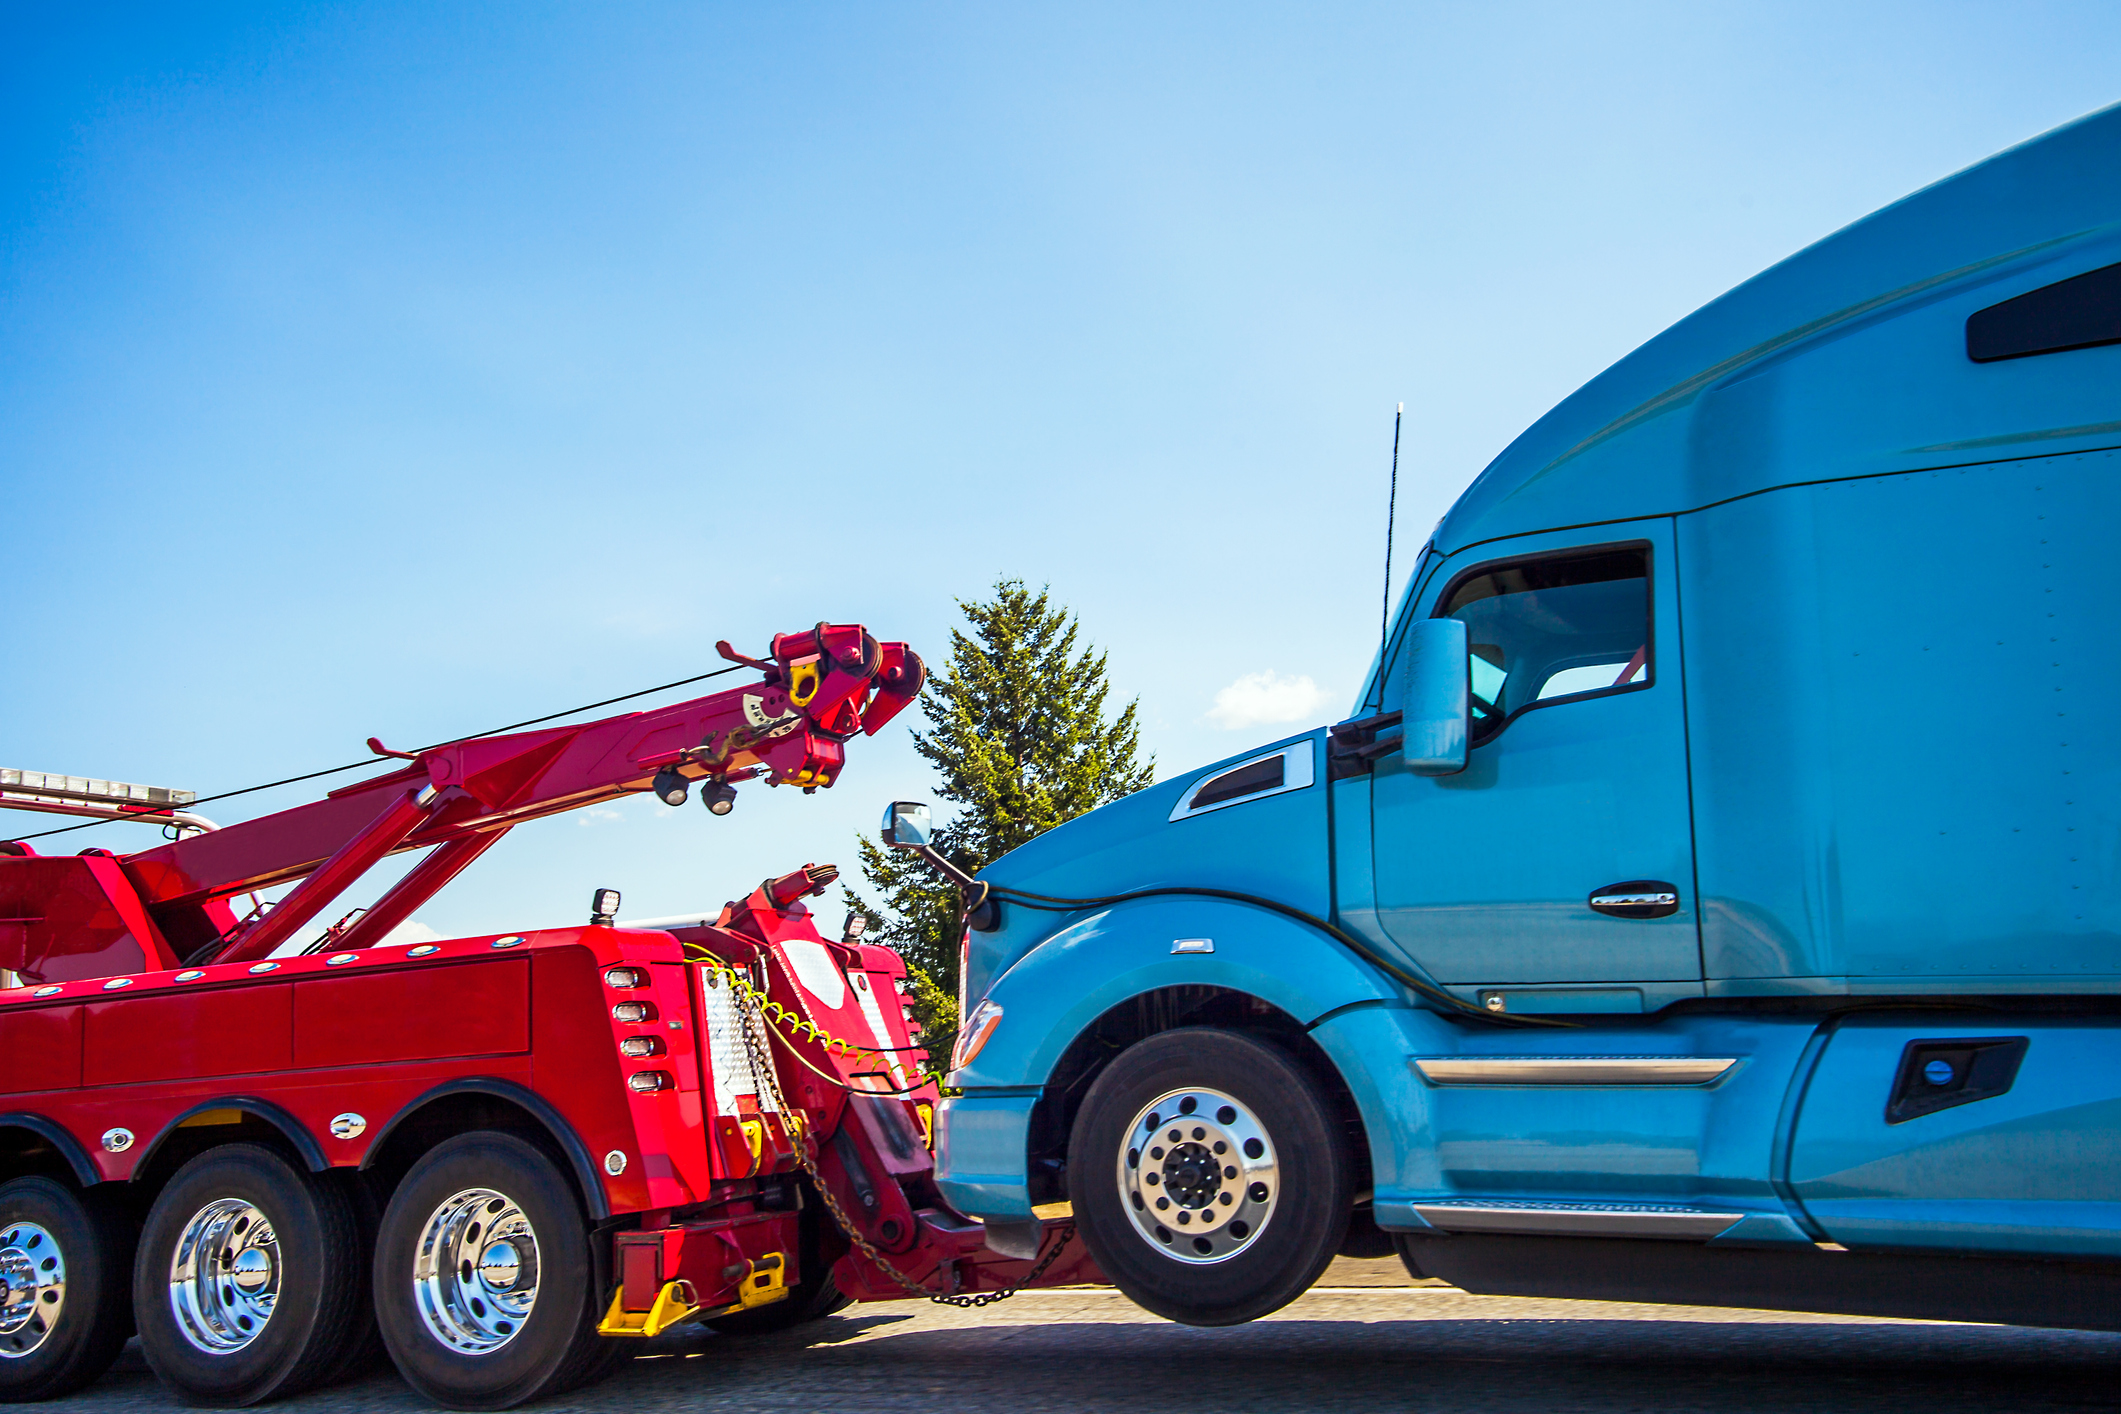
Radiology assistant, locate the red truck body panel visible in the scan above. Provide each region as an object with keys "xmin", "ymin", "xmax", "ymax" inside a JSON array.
[{"xmin": 0, "ymin": 853, "xmax": 179, "ymax": 982}]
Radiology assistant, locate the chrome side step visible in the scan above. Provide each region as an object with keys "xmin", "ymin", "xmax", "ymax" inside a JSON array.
[
  {"xmin": 1412, "ymin": 1057, "xmax": 1738, "ymax": 1086},
  {"xmin": 1414, "ymin": 1200, "xmax": 1744, "ymax": 1240}
]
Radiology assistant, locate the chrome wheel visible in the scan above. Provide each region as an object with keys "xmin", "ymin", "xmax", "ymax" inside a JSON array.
[
  {"xmin": 412, "ymin": 1188, "xmax": 539, "ymax": 1355},
  {"xmin": 168, "ymin": 1199, "xmax": 279, "ymax": 1353},
  {"xmin": 1118, "ymin": 1086, "xmax": 1279, "ymax": 1264},
  {"xmin": 0, "ymin": 1221, "xmax": 64, "ymax": 1358}
]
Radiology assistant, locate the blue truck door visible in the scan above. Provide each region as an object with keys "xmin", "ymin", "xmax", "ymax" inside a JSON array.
[{"xmin": 1371, "ymin": 520, "xmax": 1701, "ymax": 1008}]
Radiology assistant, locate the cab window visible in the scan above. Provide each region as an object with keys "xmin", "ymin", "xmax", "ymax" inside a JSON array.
[{"xmin": 1436, "ymin": 545, "xmax": 1650, "ymax": 743}]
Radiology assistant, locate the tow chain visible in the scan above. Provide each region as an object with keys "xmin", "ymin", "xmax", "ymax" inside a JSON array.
[{"xmin": 724, "ymin": 963, "xmax": 1075, "ymax": 1307}]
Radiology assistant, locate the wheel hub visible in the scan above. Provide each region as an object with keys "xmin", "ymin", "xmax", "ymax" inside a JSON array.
[
  {"xmin": 413, "ymin": 1188, "xmax": 539, "ymax": 1355},
  {"xmin": 1161, "ymin": 1142, "xmax": 1222, "ymax": 1207},
  {"xmin": 0, "ymin": 1223, "xmax": 64, "ymax": 1358},
  {"xmin": 477, "ymin": 1240, "xmax": 522, "ymax": 1289},
  {"xmin": 168, "ymin": 1200, "xmax": 279, "ymax": 1353},
  {"xmin": 1117, "ymin": 1087, "xmax": 1279, "ymax": 1265},
  {"xmin": 228, "ymin": 1248, "xmax": 273, "ymax": 1293}
]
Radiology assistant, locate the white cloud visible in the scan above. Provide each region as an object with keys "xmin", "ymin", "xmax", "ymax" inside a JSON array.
[
  {"xmin": 577, "ymin": 806, "xmax": 625, "ymax": 827},
  {"xmin": 274, "ymin": 916, "xmax": 444, "ymax": 958},
  {"xmin": 1206, "ymin": 671, "xmax": 1333, "ymax": 731}
]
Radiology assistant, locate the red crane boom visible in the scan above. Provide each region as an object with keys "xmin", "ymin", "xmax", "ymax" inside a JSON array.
[{"xmin": 1, "ymin": 623, "xmax": 923, "ymax": 979}]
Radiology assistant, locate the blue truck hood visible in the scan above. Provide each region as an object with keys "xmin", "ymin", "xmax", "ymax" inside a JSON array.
[{"xmin": 961, "ymin": 732, "xmax": 1334, "ymax": 1006}]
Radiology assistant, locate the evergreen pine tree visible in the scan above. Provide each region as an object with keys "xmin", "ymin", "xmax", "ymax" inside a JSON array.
[{"xmin": 847, "ymin": 579, "xmax": 1155, "ymax": 1051}]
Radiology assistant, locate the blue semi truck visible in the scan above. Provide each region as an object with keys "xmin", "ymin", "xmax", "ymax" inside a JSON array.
[{"xmin": 917, "ymin": 102, "xmax": 2121, "ymax": 1329}]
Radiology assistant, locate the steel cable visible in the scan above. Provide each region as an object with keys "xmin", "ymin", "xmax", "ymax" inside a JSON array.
[{"xmin": 5, "ymin": 663, "xmax": 748, "ymax": 843}]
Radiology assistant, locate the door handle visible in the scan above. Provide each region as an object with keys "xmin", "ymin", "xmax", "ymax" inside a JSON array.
[{"xmin": 1588, "ymin": 881, "xmax": 1680, "ymax": 919}]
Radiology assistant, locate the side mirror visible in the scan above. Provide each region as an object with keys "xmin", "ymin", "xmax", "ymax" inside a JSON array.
[
  {"xmin": 1402, "ymin": 618, "xmax": 1469, "ymax": 775},
  {"xmin": 880, "ymin": 801, "xmax": 933, "ymax": 849},
  {"xmin": 877, "ymin": 800, "xmax": 997, "ymax": 929}
]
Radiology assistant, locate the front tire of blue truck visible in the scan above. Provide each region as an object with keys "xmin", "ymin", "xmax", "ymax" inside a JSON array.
[
  {"xmin": 372, "ymin": 1132, "xmax": 616, "ymax": 1411},
  {"xmin": 1067, "ymin": 1027, "xmax": 1352, "ymax": 1325},
  {"xmin": 0, "ymin": 1176, "xmax": 135, "ymax": 1402}
]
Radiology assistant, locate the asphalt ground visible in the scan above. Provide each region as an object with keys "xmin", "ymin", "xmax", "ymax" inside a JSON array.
[{"xmin": 52, "ymin": 1258, "xmax": 2121, "ymax": 1413}]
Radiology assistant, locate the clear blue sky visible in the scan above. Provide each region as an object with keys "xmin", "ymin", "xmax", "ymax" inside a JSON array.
[{"xmin": 6, "ymin": 3, "xmax": 2119, "ymax": 941}]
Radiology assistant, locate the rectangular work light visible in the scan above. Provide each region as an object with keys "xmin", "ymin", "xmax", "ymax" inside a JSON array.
[{"xmin": 0, "ymin": 770, "xmax": 196, "ymax": 811}]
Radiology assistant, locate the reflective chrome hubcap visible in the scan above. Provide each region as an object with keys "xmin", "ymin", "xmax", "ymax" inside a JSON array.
[
  {"xmin": 1118, "ymin": 1087, "xmax": 1279, "ymax": 1264},
  {"xmin": 169, "ymin": 1200, "xmax": 279, "ymax": 1353},
  {"xmin": 0, "ymin": 1222, "xmax": 64, "ymax": 1358},
  {"xmin": 413, "ymin": 1188, "xmax": 538, "ymax": 1354}
]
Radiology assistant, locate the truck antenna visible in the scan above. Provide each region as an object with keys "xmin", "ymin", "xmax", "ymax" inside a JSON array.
[{"xmin": 1378, "ymin": 401, "xmax": 1403, "ymax": 695}]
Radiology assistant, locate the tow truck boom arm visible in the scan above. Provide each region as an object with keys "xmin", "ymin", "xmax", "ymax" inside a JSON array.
[{"xmin": 13, "ymin": 623, "xmax": 921, "ymax": 970}]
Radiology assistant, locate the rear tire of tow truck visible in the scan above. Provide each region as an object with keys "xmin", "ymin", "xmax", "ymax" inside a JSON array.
[
  {"xmin": 372, "ymin": 1132, "xmax": 613, "ymax": 1411},
  {"xmin": 702, "ymin": 1267, "xmax": 847, "ymax": 1335},
  {"xmin": 133, "ymin": 1143, "xmax": 366, "ymax": 1406},
  {"xmin": 704, "ymin": 1192, "xmax": 850, "ymax": 1335},
  {"xmin": 1068, "ymin": 1027, "xmax": 1351, "ymax": 1326},
  {"xmin": 310, "ymin": 1169, "xmax": 389, "ymax": 1386},
  {"xmin": 0, "ymin": 1176, "xmax": 135, "ymax": 1402}
]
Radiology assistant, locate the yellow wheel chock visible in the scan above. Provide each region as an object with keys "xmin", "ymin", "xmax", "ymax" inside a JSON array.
[
  {"xmin": 598, "ymin": 1279, "xmax": 701, "ymax": 1338},
  {"xmin": 737, "ymin": 1252, "xmax": 790, "ymax": 1309},
  {"xmin": 596, "ymin": 1254, "xmax": 789, "ymax": 1337}
]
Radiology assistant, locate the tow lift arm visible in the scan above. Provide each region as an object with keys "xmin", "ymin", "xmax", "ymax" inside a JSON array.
[{"xmin": 1, "ymin": 624, "xmax": 922, "ymax": 977}]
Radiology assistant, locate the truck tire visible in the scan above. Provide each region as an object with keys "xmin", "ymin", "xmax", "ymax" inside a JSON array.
[
  {"xmin": 704, "ymin": 1266, "xmax": 848, "ymax": 1335},
  {"xmin": 0, "ymin": 1176, "xmax": 134, "ymax": 1402},
  {"xmin": 704, "ymin": 1197, "xmax": 849, "ymax": 1335},
  {"xmin": 1068, "ymin": 1027, "xmax": 1351, "ymax": 1325},
  {"xmin": 133, "ymin": 1143, "xmax": 365, "ymax": 1406},
  {"xmin": 311, "ymin": 1170, "xmax": 389, "ymax": 1385},
  {"xmin": 372, "ymin": 1132, "xmax": 613, "ymax": 1410}
]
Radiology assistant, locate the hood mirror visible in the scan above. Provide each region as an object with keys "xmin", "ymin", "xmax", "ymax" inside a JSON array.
[
  {"xmin": 878, "ymin": 799, "xmax": 999, "ymax": 932},
  {"xmin": 881, "ymin": 801, "xmax": 933, "ymax": 849}
]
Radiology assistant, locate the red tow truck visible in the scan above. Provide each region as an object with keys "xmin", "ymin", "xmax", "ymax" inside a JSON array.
[{"xmin": 0, "ymin": 623, "xmax": 1093, "ymax": 1409}]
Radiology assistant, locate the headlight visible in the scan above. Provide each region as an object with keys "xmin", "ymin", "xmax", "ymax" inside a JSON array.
[
  {"xmin": 603, "ymin": 967, "xmax": 646, "ymax": 988},
  {"xmin": 951, "ymin": 999, "xmax": 1004, "ymax": 1073}
]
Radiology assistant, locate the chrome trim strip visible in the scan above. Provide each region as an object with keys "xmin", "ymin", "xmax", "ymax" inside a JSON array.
[
  {"xmin": 1413, "ymin": 1202, "xmax": 1744, "ymax": 1240},
  {"xmin": 1591, "ymin": 891, "xmax": 1677, "ymax": 908},
  {"xmin": 1168, "ymin": 742, "xmax": 1315, "ymax": 822},
  {"xmin": 1412, "ymin": 1057, "xmax": 1738, "ymax": 1086}
]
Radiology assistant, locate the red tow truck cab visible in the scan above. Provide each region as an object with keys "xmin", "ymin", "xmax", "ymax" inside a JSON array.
[{"xmin": 0, "ymin": 625, "xmax": 1092, "ymax": 1410}]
